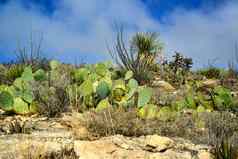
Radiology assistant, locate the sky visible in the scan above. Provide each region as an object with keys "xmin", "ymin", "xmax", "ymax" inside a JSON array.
[{"xmin": 0, "ymin": 0, "xmax": 237, "ymax": 68}]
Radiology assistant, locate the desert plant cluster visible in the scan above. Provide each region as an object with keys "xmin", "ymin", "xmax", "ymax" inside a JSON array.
[{"xmin": 0, "ymin": 31, "xmax": 238, "ymax": 159}]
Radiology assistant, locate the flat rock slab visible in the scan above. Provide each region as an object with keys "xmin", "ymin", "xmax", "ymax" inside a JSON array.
[{"xmin": 0, "ymin": 114, "xmax": 213, "ymax": 159}]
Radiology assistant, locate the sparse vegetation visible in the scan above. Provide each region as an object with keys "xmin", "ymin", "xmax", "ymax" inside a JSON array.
[
  {"xmin": 0, "ymin": 31, "xmax": 238, "ymax": 159},
  {"xmin": 109, "ymin": 28, "xmax": 163, "ymax": 84}
]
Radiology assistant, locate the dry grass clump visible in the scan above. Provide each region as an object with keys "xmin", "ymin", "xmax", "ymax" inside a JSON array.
[
  {"xmin": 84, "ymin": 108, "xmax": 238, "ymax": 149},
  {"xmin": 84, "ymin": 108, "xmax": 206, "ymax": 142},
  {"xmin": 1, "ymin": 117, "xmax": 34, "ymax": 135},
  {"xmin": 85, "ymin": 108, "xmax": 162, "ymax": 138},
  {"xmin": 202, "ymin": 111, "xmax": 238, "ymax": 159},
  {"xmin": 5, "ymin": 143, "xmax": 78, "ymax": 159}
]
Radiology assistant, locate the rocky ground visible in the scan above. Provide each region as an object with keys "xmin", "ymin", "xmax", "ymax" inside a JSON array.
[{"xmin": 0, "ymin": 112, "xmax": 213, "ymax": 159}]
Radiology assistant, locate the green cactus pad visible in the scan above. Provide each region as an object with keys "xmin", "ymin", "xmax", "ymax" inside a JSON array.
[
  {"xmin": 13, "ymin": 78, "xmax": 34, "ymax": 103},
  {"xmin": 113, "ymin": 88, "xmax": 126, "ymax": 102},
  {"xmin": 74, "ymin": 68, "xmax": 90, "ymax": 82},
  {"xmin": 157, "ymin": 107, "xmax": 176, "ymax": 121},
  {"xmin": 213, "ymin": 86, "xmax": 233, "ymax": 109},
  {"xmin": 96, "ymin": 98, "xmax": 111, "ymax": 112},
  {"xmin": 138, "ymin": 104, "xmax": 158, "ymax": 119},
  {"xmin": 88, "ymin": 73, "xmax": 100, "ymax": 81},
  {"xmin": 0, "ymin": 85, "xmax": 7, "ymax": 92},
  {"xmin": 79, "ymin": 80, "xmax": 94, "ymax": 96},
  {"xmin": 113, "ymin": 79, "xmax": 126, "ymax": 90},
  {"xmin": 21, "ymin": 89, "xmax": 34, "ymax": 104},
  {"xmin": 34, "ymin": 69, "xmax": 47, "ymax": 81},
  {"xmin": 95, "ymin": 63, "xmax": 107, "ymax": 76},
  {"xmin": 96, "ymin": 81, "xmax": 110, "ymax": 99},
  {"xmin": 127, "ymin": 79, "xmax": 138, "ymax": 90},
  {"xmin": 184, "ymin": 95, "xmax": 196, "ymax": 109},
  {"xmin": 137, "ymin": 87, "xmax": 153, "ymax": 108},
  {"xmin": 50, "ymin": 60, "xmax": 60, "ymax": 70},
  {"xmin": 13, "ymin": 97, "xmax": 30, "ymax": 115},
  {"xmin": 126, "ymin": 79, "xmax": 138, "ymax": 100},
  {"xmin": 0, "ymin": 91, "xmax": 14, "ymax": 111},
  {"xmin": 103, "ymin": 61, "xmax": 113, "ymax": 69},
  {"xmin": 197, "ymin": 105, "xmax": 206, "ymax": 113},
  {"xmin": 125, "ymin": 71, "xmax": 133, "ymax": 80},
  {"xmin": 21, "ymin": 67, "xmax": 34, "ymax": 82}
]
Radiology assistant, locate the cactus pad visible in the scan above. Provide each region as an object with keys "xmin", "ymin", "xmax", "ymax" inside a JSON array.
[{"xmin": 0, "ymin": 91, "xmax": 14, "ymax": 111}]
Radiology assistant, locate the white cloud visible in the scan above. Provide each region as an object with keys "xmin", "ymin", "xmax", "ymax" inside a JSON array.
[
  {"xmin": 0, "ymin": 0, "xmax": 159, "ymax": 63},
  {"xmin": 160, "ymin": 1, "xmax": 238, "ymax": 68},
  {"xmin": 0, "ymin": 0, "xmax": 237, "ymax": 68}
]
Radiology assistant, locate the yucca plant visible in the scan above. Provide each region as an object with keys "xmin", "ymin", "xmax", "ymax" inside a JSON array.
[{"xmin": 109, "ymin": 28, "xmax": 162, "ymax": 84}]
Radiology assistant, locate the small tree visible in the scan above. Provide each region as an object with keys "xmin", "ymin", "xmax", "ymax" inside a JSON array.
[
  {"xmin": 168, "ymin": 52, "xmax": 193, "ymax": 84},
  {"xmin": 109, "ymin": 28, "xmax": 162, "ymax": 84}
]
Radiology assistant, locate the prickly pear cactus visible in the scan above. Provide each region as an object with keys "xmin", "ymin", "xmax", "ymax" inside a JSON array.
[
  {"xmin": 126, "ymin": 79, "xmax": 138, "ymax": 99},
  {"xmin": 213, "ymin": 86, "xmax": 233, "ymax": 109},
  {"xmin": 96, "ymin": 81, "xmax": 111, "ymax": 99},
  {"xmin": 125, "ymin": 70, "xmax": 133, "ymax": 80},
  {"xmin": 74, "ymin": 68, "xmax": 90, "ymax": 83},
  {"xmin": 13, "ymin": 97, "xmax": 37, "ymax": 115},
  {"xmin": 137, "ymin": 87, "xmax": 153, "ymax": 108},
  {"xmin": 13, "ymin": 78, "xmax": 34, "ymax": 104},
  {"xmin": 197, "ymin": 105, "xmax": 206, "ymax": 113},
  {"xmin": 95, "ymin": 63, "xmax": 107, "ymax": 77},
  {"xmin": 184, "ymin": 95, "xmax": 196, "ymax": 109},
  {"xmin": 50, "ymin": 60, "xmax": 60, "ymax": 70},
  {"xmin": 34, "ymin": 69, "xmax": 47, "ymax": 81},
  {"xmin": 138, "ymin": 104, "xmax": 158, "ymax": 119},
  {"xmin": 96, "ymin": 98, "xmax": 111, "ymax": 112},
  {"xmin": 21, "ymin": 67, "xmax": 34, "ymax": 81},
  {"xmin": 0, "ymin": 91, "xmax": 14, "ymax": 111},
  {"xmin": 79, "ymin": 80, "xmax": 94, "ymax": 96},
  {"xmin": 157, "ymin": 107, "xmax": 177, "ymax": 121}
]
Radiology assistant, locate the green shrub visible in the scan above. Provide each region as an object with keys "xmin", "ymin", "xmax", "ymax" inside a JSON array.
[
  {"xmin": 197, "ymin": 67, "xmax": 222, "ymax": 79},
  {"xmin": 208, "ymin": 86, "xmax": 236, "ymax": 111},
  {"xmin": 168, "ymin": 52, "xmax": 193, "ymax": 84}
]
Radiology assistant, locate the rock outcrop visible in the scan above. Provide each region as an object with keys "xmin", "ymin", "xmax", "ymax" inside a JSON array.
[{"xmin": 0, "ymin": 114, "xmax": 213, "ymax": 159}]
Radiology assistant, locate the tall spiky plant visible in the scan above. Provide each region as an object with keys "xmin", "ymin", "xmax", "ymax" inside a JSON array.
[{"xmin": 109, "ymin": 28, "xmax": 162, "ymax": 84}]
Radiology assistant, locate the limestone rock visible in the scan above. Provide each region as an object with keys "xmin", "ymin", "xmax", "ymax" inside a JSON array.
[
  {"xmin": 143, "ymin": 135, "xmax": 174, "ymax": 152},
  {"xmin": 201, "ymin": 79, "xmax": 220, "ymax": 88},
  {"xmin": 197, "ymin": 151, "xmax": 214, "ymax": 159},
  {"xmin": 152, "ymin": 81, "xmax": 175, "ymax": 92}
]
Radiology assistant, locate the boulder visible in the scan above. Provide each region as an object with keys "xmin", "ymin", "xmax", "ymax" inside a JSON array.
[
  {"xmin": 201, "ymin": 79, "xmax": 220, "ymax": 88},
  {"xmin": 152, "ymin": 81, "xmax": 175, "ymax": 92},
  {"xmin": 143, "ymin": 135, "xmax": 174, "ymax": 152}
]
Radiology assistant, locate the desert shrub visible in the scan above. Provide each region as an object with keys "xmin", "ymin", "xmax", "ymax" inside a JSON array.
[
  {"xmin": 5, "ymin": 64, "xmax": 25, "ymax": 83},
  {"xmin": 203, "ymin": 111, "xmax": 238, "ymax": 159},
  {"xmin": 32, "ymin": 62, "xmax": 71, "ymax": 117},
  {"xmin": 168, "ymin": 52, "xmax": 193, "ymax": 82},
  {"xmin": 7, "ymin": 118, "xmax": 32, "ymax": 134},
  {"xmin": 109, "ymin": 28, "xmax": 162, "ymax": 84},
  {"xmin": 197, "ymin": 67, "xmax": 222, "ymax": 79},
  {"xmin": 85, "ymin": 108, "xmax": 158, "ymax": 137},
  {"xmin": 85, "ymin": 107, "xmax": 207, "ymax": 143},
  {"xmin": 160, "ymin": 52, "xmax": 193, "ymax": 87},
  {"xmin": 0, "ymin": 64, "xmax": 7, "ymax": 84},
  {"xmin": 10, "ymin": 144, "xmax": 79, "ymax": 159},
  {"xmin": 33, "ymin": 82, "xmax": 69, "ymax": 117},
  {"xmin": 208, "ymin": 86, "xmax": 237, "ymax": 111}
]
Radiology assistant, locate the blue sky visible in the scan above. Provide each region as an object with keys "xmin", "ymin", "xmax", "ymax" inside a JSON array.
[{"xmin": 0, "ymin": 0, "xmax": 237, "ymax": 68}]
